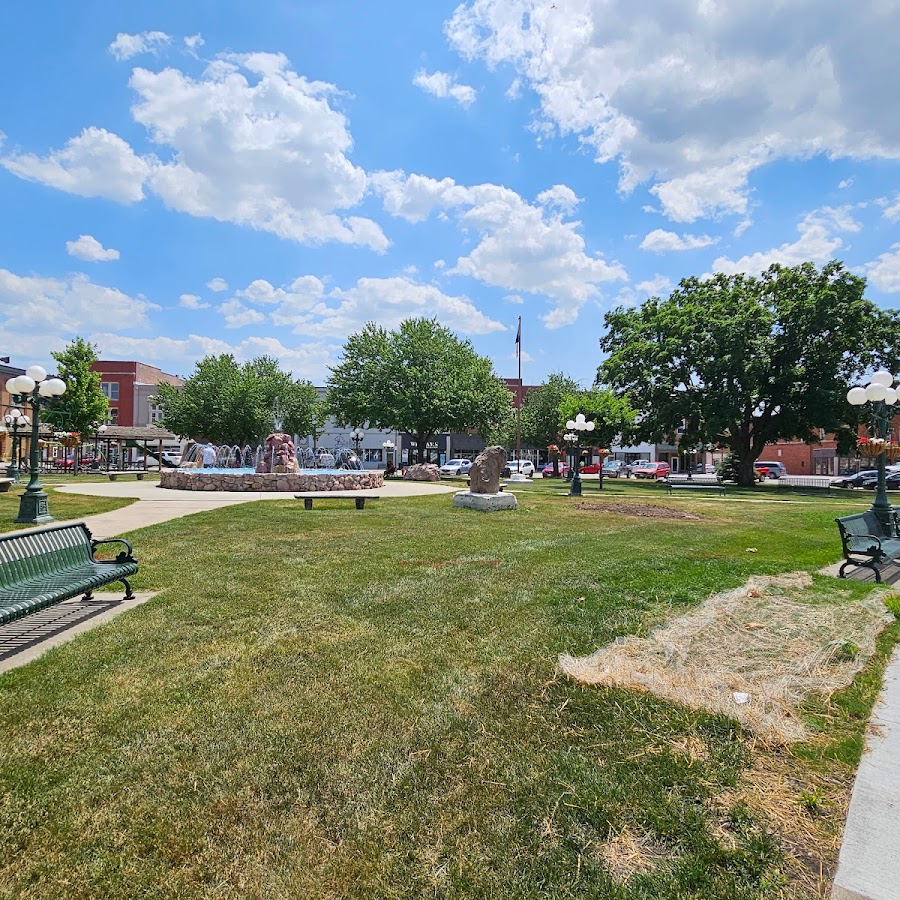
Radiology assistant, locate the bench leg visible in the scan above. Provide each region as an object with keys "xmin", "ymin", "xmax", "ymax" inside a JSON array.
[
  {"xmin": 82, "ymin": 590, "xmax": 94, "ymax": 601},
  {"xmin": 355, "ymin": 497, "xmax": 365, "ymax": 509},
  {"xmin": 839, "ymin": 558, "xmax": 883, "ymax": 583},
  {"xmin": 120, "ymin": 577, "xmax": 135, "ymax": 600},
  {"xmin": 304, "ymin": 498, "xmax": 313, "ymax": 510},
  {"xmin": 136, "ymin": 473, "xmax": 145, "ymax": 481}
]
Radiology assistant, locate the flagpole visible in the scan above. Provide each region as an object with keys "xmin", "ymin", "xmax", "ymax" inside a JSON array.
[{"xmin": 516, "ymin": 315, "xmax": 522, "ymax": 464}]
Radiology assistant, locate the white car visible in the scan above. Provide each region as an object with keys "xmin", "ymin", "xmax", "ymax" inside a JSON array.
[
  {"xmin": 505, "ymin": 459, "xmax": 536, "ymax": 477},
  {"xmin": 440, "ymin": 458, "xmax": 473, "ymax": 476}
]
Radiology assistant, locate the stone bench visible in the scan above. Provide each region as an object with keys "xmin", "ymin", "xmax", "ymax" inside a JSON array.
[
  {"xmin": 295, "ymin": 495, "xmax": 379, "ymax": 510},
  {"xmin": 106, "ymin": 471, "xmax": 146, "ymax": 481},
  {"xmin": 0, "ymin": 478, "xmax": 13, "ymax": 492}
]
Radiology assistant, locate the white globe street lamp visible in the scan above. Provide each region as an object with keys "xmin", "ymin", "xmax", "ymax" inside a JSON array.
[
  {"xmin": 565, "ymin": 415, "xmax": 595, "ymax": 497},
  {"xmin": 9, "ymin": 367, "xmax": 67, "ymax": 524},
  {"xmin": 847, "ymin": 370, "xmax": 898, "ymax": 530},
  {"xmin": 349, "ymin": 427, "xmax": 365, "ymax": 458}
]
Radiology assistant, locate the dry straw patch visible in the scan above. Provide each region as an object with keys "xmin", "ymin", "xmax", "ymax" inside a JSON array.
[
  {"xmin": 596, "ymin": 824, "xmax": 673, "ymax": 883},
  {"xmin": 559, "ymin": 572, "xmax": 892, "ymax": 744}
]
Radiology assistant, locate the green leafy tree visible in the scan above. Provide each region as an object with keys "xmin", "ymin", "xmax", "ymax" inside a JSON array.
[
  {"xmin": 558, "ymin": 388, "xmax": 636, "ymax": 488},
  {"xmin": 599, "ymin": 261, "xmax": 900, "ymax": 487},
  {"xmin": 49, "ymin": 337, "xmax": 109, "ymax": 444},
  {"xmin": 517, "ymin": 373, "xmax": 580, "ymax": 475},
  {"xmin": 154, "ymin": 354, "xmax": 318, "ymax": 445},
  {"xmin": 327, "ymin": 318, "xmax": 512, "ymax": 464}
]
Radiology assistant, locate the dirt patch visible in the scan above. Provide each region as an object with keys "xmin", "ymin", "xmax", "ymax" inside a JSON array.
[
  {"xmin": 559, "ymin": 572, "xmax": 893, "ymax": 744},
  {"xmin": 576, "ymin": 501, "xmax": 700, "ymax": 520},
  {"xmin": 596, "ymin": 824, "xmax": 673, "ymax": 883}
]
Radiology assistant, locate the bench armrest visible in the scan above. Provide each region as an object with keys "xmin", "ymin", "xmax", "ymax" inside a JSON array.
[
  {"xmin": 844, "ymin": 532, "xmax": 884, "ymax": 554},
  {"xmin": 91, "ymin": 536, "xmax": 136, "ymax": 563}
]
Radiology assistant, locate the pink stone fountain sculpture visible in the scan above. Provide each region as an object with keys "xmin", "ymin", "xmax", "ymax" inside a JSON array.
[{"xmin": 255, "ymin": 432, "xmax": 299, "ymax": 474}]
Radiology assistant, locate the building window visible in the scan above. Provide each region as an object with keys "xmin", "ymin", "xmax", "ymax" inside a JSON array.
[
  {"xmin": 149, "ymin": 404, "xmax": 164, "ymax": 423},
  {"xmin": 364, "ymin": 448, "xmax": 383, "ymax": 463},
  {"xmin": 108, "ymin": 408, "xmax": 119, "ymax": 424},
  {"xmin": 101, "ymin": 382, "xmax": 119, "ymax": 401}
]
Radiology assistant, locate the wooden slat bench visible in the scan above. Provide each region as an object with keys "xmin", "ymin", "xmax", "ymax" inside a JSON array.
[
  {"xmin": 835, "ymin": 510, "xmax": 900, "ymax": 583},
  {"xmin": 295, "ymin": 495, "xmax": 379, "ymax": 510},
  {"xmin": 664, "ymin": 476, "xmax": 726, "ymax": 496},
  {"xmin": 0, "ymin": 523, "xmax": 138, "ymax": 625}
]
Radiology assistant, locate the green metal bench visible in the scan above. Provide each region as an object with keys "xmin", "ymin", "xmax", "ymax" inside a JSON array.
[
  {"xmin": 835, "ymin": 510, "xmax": 900, "ymax": 583},
  {"xmin": 0, "ymin": 523, "xmax": 138, "ymax": 625}
]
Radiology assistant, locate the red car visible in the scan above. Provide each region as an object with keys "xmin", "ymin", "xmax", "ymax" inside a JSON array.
[
  {"xmin": 54, "ymin": 456, "xmax": 102, "ymax": 469},
  {"xmin": 632, "ymin": 461, "xmax": 672, "ymax": 480},
  {"xmin": 541, "ymin": 462, "xmax": 570, "ymax": 478},
  {"xmin": 579, "ymin": 462, "xmax": 601, "ymax": 474}
]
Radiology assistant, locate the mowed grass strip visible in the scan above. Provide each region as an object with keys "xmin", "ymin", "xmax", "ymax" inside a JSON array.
[{"xmin": 0, "ymin": 488, "xmax": 893, "ymax": 899}]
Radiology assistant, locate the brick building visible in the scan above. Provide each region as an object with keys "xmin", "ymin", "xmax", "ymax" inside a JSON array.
[{"xmin": 91, "ymin": 362, "xmax": 184, "ymax": 427}]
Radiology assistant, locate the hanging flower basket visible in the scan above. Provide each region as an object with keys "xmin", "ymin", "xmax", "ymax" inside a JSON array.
[
  {"xmin": 598, "ymin": 447, "xmax": 611, "ymax": 457},
  {"xmin": 857, "ymin": 437, "xmax": 887, "ymax": 457},
  {"xmin": 55, "ymin": 432, "xmax": 80, "ymax": 448},
  {"xmin": 884, "ymin": 444, "xmax": 900, "ymax": 461}
]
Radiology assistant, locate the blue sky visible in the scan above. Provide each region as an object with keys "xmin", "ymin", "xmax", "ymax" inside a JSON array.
[{"xmin": 1, "ymin": 0, "xmax": 899, "ymax": 388}]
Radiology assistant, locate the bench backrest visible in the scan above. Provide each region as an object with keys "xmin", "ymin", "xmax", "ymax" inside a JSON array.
[
  {"xmin": 0, "ymin": 523, "xmax": 93, "ymax": 586},
  {"xmin": 836, "ymin": 512, "xmax": 889, "ymax": 541}
]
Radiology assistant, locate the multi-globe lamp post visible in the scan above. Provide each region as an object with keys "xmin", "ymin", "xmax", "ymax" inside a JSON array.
[
  {"xmin": 5, "ymin": 366, "xmax": 67, "ymax": 525},
  {"xmin": 847, "ymin": 370, "xmax": 899, "ymax": 530},
  {"xmin": 350, "ymin": 427, "xmax": 365, "ymax": 460},
  {"xmin": 3, "ymin": 408, "xmax": 30, "ymax": 481},
  {"xmin": 565, "ymin": 413, "xmax": 595, "ymax": 497}
]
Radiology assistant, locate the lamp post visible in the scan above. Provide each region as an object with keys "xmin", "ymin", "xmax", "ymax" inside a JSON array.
[
  {"xmin": 565, "ymin": 413, "xmax": 595, "ymax": 497},
  {"xmin": 92, "ymin": 422, "xmax": 108, "ymax": 469},
  {"xmin": 350, "ymin": 427, "xmax": 364, "ymax": 460},
  {"xmin": 3, "ymin": 408, "xmax": 30, "ymax": 481},
  {"xmin": 6, "ymin": 367, "xmax": 67, "ymax": 524},
  {"xmin": 382, "ymin": 439, "xmax": 395, "ymax": 469},
  {"xmin": 847, "ymin": 370, "xmax": 898, "ymax": 531}
]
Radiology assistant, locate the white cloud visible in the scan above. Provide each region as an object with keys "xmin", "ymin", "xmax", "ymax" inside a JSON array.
[
  {"xmin": 372, "ymin": 171, "xmax": 626, "ymax": 327},
  {"xmin": 132, "ymin": 53, "xmax": 388, "ymax": 250},
  {"xmin": 413, "ymin": 69, "xmax": 477, "ymax": 107},
  {"xmin": 65, "ymin": 234, "xmax": 120, "ymax": 262},
  {"xmin": 89, "ymin": 333, "xmax": 339, "ymax": 382},
  {"xmin": 733, "ymin": 218, "xmax": 752, "ymax": 237},
  {"xmin": 635, "ymin": 275, "xmax": 673, "ymax": 296},
  {"xmin": 505, "ymin": 294, "xmax": 525, "ymax": 304},
  {"xmin": 881, "ymin": 193, "xmax": 900, "ymax": 222},
  {"xmin": 3, "ymin": 53, "xmax": 388, "ymax": 251},
  {"xmin": 184, "ymin": 34, "xmax": 205, "ymax": 53},
  {"xmin": 839, "ymin": 177, "xmax": 855, "ymax": 189},
  {"xmin": 0, "ymin": 268, "xmax": 157, "ymax": 335},
  {"xmin": 230, "ymin": 273, "xmax": 504, "ymax": 338},
  {"xmin": 640, "ymin": 229, "xmax": 718, "ymax": 252},
  {"xmin": 179, "ymin": 293, "xmax": 210, "ymax": 310},
  {"xmin": 710, "ymin": 206, "xmax": 860, "ymax": 275},
  {"xmin": 1, "ymin": 127, "xmax": 149, "ymax": 203},
  {"xmin": 206, "ymin": 277, "xmax": 228, "ymax": 292},
  {"xmin": 217, "ymin": 299, "xmax": 267, "ymax": 328},
  {"xmin": 108, "ymin": 31, "xmax": 171, "ymax": 62},
  {"xmin": 864, "ymin": 244, "xmax": 900, "ymax": 292},
  {"xmin": 536, "ymin": 184, "xmax": 580, "ymax": 215},
  {"xmin": 447, "ymin": 0, "xmax": 900, "ymax": 222}
]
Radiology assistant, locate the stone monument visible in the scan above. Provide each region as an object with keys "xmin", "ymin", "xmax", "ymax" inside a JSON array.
[
  {"xmin": 256, "ymin": 433, "xmax": 299, "ymax": 474},
  {"xmin": 452, "ymin": 445, "xmax": 517, "ymax": 511},
  {"xmin": 403, "ymin": 463, "xmax": 441, "ymax": 482}
]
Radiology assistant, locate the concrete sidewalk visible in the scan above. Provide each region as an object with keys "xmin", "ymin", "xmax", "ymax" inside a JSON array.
[
  {"xmin": 55, "ymin": 477, "xmax": 458, "ymax": 538},
  {"xmin": 820, "ymin": 559, "xmax": 900, "ymax": 900}
]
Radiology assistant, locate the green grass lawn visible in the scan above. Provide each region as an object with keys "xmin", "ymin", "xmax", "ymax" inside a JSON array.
[
  {"xmin": 0, "ymin": 477, "xmax": 136, "ymax": 530},
  {"xmin": 0, "ymin": 484, "xmax": 894, "ymax": 898}
]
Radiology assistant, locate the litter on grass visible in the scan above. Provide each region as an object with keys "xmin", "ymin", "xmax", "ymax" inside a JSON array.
[{"xmin": 558, "ymin": 572, "xmax": 892, "ymax": 744}]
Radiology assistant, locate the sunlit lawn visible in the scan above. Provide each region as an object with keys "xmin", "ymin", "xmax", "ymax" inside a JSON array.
[{"xmin": 0, "ymin": 481, "xmax": 894, "ymax": 898}]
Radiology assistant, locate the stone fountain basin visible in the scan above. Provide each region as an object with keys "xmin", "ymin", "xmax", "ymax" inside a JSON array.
[{"xmin": 160, "ymin": 469, "xmax": 383, "ymax": 492}]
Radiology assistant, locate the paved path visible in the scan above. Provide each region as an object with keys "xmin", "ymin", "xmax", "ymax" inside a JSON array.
[{"xmin": 55, "ymin": 478, "xmax": 458, "ymax": 537}]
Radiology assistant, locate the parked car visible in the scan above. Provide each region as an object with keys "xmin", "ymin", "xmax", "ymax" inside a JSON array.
[
  {"xmin": 579, "ymin": 462, "xmax": 602, "ymax": 474},
  {"xmin": 502, "ymin": 459, "xmax": 536, "ymax": 478},
  {"xmin": 756, "ymin": 460, "xmax": 787, "ymax": 479},
  {"xmin": 53, "ymin": 455, "xmax": 102, "ymax": 469},
  {"xmin": 623, "ymin": 460, "xmax": 650, "ymax": 477},
  {"xmin": 160, "ymin": 451, "xmax": 182, "ymax": 467},
  {"xmin": 541, "ymin": 462, "xmax": 570, "ymax": 478},
  {"xmin": 831, "ymin": 469, "xmax": 879, "ymax": 488},
  {"xmin": 632, "ymin": 461, "xmax": 671, "ymax": 479},
  {"xmin": 601, "ymin": 460, "xmax": 627, "ymax": 478},
  {"xmin": 753, "ymin": 464, "xmax": 770, "ymax": 480},
  {"xmin": 864, "ymin": 471, "xmax": 900, "ymax": 490},
  {"xmin": 690, "ymin": 463, "xmax": 718, "ymax": 474},
  {"xmin": 440, "ymin": 458, "xmax": 473, "ymax": 476}
]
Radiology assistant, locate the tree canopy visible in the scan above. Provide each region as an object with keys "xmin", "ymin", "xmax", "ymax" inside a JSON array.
[
  {"xmin": 154, "ymin": 354, "xmax": 318, "ymax": 445},
  {"xmin": 48, "ymin": 337, "xmax": 109, "ymax": 437},
  {"xmin": 327, "ymin": 318, "xmax": 512, "ymax": 463},
  {"xmin": 598, "ymin": 261, "xmax": 900, "ymax": 486}
]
